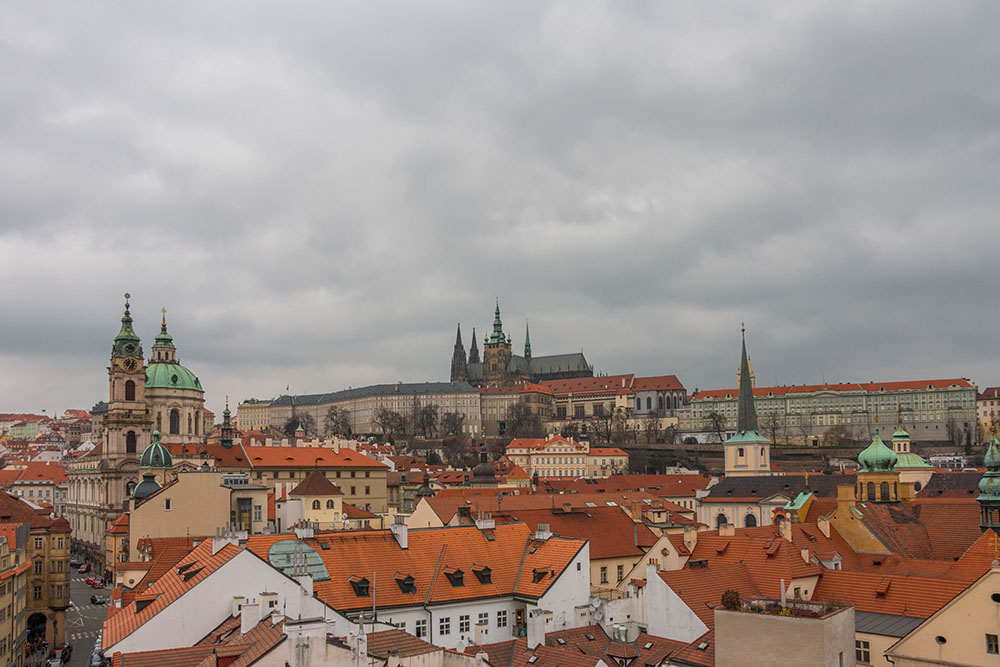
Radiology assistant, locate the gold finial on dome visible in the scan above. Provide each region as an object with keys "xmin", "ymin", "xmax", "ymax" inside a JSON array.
[
  {"xmin": 161, "ymin": 307, "xmax": 167, "ymax": 327},
  {"xmin": 124, "ymin": 292, "xmax": 131, "ymax": 310}
]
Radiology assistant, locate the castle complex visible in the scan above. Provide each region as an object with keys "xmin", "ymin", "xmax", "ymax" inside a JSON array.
[{"xmin": 450, "ymin": 300, "xmax": 593, "ymax": 387}]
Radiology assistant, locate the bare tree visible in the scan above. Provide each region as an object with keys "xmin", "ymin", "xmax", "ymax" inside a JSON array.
[
  {"xmin": 592, "ymin": 411, "xmax": 615, "ymax": 445},
  {"xmin": 610, "ymin": 412, "xmax": 630, "ymax": 446},
  {"xmin": 821, "ymin": 424, "xmax": 854, "ymax": 448},
  {"xmin": 796, "ymin": 414, "xmax": 814, "ymax": 446},
  {"xmin": 706, "ymin": 412, "xmax": 726, "ymax": 443},
  {"xmin": 283, "ymin": 413, "xmax": 316, "ymax": 438},
  {"xmin": 373, "ymin": 407, "xmax": 404, "ymax": 440},
  {"xmin": 643, "ymin": 412, "xmax": 661, "ymax": 444},
  {"xmin": 946, "ymin": 417, "xmax": 962, "ymax": 447},
  {"xmin": 439, "ymin": 411, "xmax": 465, "ymax": 438},
  {"xmin": 761, "ymin": 411, "xmax": 783, "ymax": 445},
  {"xmin": 560, "ymin": 422, "xmax": 580, "ymax": 440},
  {"xmin": 325, "ymin": 406, "xmax": 351, "ymax": 437},
  {"xmin": 508, "ymin": 402, "xmax": 544, "ymax": 438},
  {"xmin": 415, "ymin": 404, "xmax": 440, "ymax": 439}
]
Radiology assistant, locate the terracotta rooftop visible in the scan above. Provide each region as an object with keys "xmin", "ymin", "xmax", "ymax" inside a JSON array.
[
  {"xmin": 812, "ymin": 569, "xmax": 968, "ymax": 618},
  {"xmin": 546, "ymin": 625, "xmax": 689, "ymax": 667},
  {"xmin": 246, "ymin": 522, "xmax": 585, "ymax": 613},
  {"xmin": 694, "ymin": 378, "xmax": 974, "ymax": 400},
  {"xmin": 366, "ymin": 628, "xmax": 439, "ymax": 658},
  {"xmin": 500, "ymin": 505, "xmax": 658, "ymax": 560},
  {"xmin": 470, "ymin": 637, "xmax": 602, "ymax": 667},
  {"xmin": 658, "ymin": 562, "xmax": 760, "ymax": 628},
  {"xmin": 857, "ymin": 499, "xmax": 982, "ymax": 560},
  {"xmin": 539, "ymin": 474, "xmax": 712, "ymax": 497},
  {"xmin": 288, "ymin": 470, "xmax": 343, "ymax": 497}
]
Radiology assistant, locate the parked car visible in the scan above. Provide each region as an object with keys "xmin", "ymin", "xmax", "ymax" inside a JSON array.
[
  {"xmin": 78, "ymin": 563, "xmax": 90, "ymax": 573},
  {"xmin": 47, "ymin": 659, "xmax": 64, "ymax": 667},
  {"xmin": 69, "ymin": 559, "xmax": 81, "ymax": 568},
  {"xmin": 90, "ymin": 581, "xmax": 104, "ymax": 589},
  {"xmin": 49, "ymin": 644, "xmax": 73, "ymax": 661},
  {"xmin": 90, "ymin": 652, "xmax": 104, "ymax": 666},
  {"xmin": 84, "ymin": 577, "xmax": 95, "ymax": 586},
  {"xmin": 90, "ymin": 595, "xmax": 106, "ymax": 605}
]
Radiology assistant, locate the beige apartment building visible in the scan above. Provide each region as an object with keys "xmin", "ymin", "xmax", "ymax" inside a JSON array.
[
  {"xmin": 0, "ymin": 524, "xmax": 30, "ymax": 666},
  {"xmin": 682, "ymin": 378, "xmax": 978, "ymax": 444},
  {"xmin": 266, "ymin": 382, "xmax": 482, "ymax": 437},
  {"xmin": 236, "ymin": 398, "xmax": 271, "ymax": 431},
  {"xmin": 125, "ymin": 471, "xmax": 268, "ymax": 561},
  {"xmin": 478, "ymin": 383, "xmax": 554, "ymax": 437},
  {"xmin": 505, "ymin": 434, "xmax": 629, "ymax": 478}
]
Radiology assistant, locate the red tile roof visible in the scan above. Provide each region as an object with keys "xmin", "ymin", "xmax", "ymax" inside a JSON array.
[
  {"xmin": 471, "ymin": 638, "xmax": 602, "ymax": 667},
  {"xmin": 503, "ymin": 505, "xmax": 657, "ymax": 559},
  {"xmin": 11, "ymin": 461, "xmax": 67, "ymax": 485},
  {"xmin": 103, "ymin": 540, "xmax": 241, "ymax": 650},
  {"xmin": 812, "ymin": 569, "xmax": 968, "ymax": 618},
  {"xmin": 288, "ymin": 470, "xmax": 343, "ymax": 497},
  {"xmin": 545, "ymin": 625, "xmax": 689, "ymax": 667},
  {"xmin": 542, "ymin": 375, "xmax": 636, "ymax": 396},
  {"xmin": 695, "ymin": 378, "xmax": 974, "ymax": 400},
  {"xmin": 857, "ymin": 499, "xmax": 982, "ymax": 560},
  {"xmin": 246, "ymin": 523, "xmax": 585, "ymax": 613},
  {"xmin": 659, "ymin": 563, "xmax": 760, "ymax": 627},
  {"xmin": 540, "ymin": 474, "xmax": 712, "ymax": 497}
]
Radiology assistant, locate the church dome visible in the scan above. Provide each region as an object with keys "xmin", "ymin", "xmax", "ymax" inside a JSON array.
[
  {"xmin": 979, "ymin": 435, "xmax": 1000, "ymax": 499},
  {"xmin": 146, "ymin": 362, "xmax": 202, "ymax": 391},
  {"xmin": 858, "ymin": 430, "xmax": 898, "ymax": 472},
  {"xmin": 133, "ymin": 472, "xmax": 162, "ymax": 501},
  {"xmin": 891, "ymin": 427, "xmax": 910, "ymax": 441},
  {"xmin": 140, "ymin": 430, "xmax": 173, "ymax": 468},
  {"xmin": 471, "ymin": 449, "xmax": 497, "ymax": 486}
]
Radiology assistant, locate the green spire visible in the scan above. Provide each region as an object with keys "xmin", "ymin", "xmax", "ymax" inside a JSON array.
[
  {"xmin": 113, "ymin": 292, "xmax": 142, "ymax": 357},
  {"xmin": 524, "ymin": 321, "xmax": 532, "ymax": 360},
  {"xmin": 487, "ymin": 298, "xmax": 507, "ymax": 344},
  {"xmin": 735, "ymin": 328, "xmax": 759, "ymax": 435},
  {"xmin": 153, "ymin": 307, "xmax": 175, "ymax": 349}
]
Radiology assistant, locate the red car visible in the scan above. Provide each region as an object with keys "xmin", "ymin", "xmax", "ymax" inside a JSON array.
[{"xmin": 78, "ymin": 563, "xmax": 90, "ymax": 574}]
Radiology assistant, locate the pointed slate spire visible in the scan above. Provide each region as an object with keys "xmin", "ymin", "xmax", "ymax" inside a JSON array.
[
  {"xmin": 455, "ymin": 323, "xmax": 464, "ymax": 348},
  {"xmin": 221, "ymin": 395, "xmax": 234, "ymax": 449},
  {"xmin": 524, "ymin": 321, "xmax": 532, "ymax": 360},
  {"xmin": 736, "ymin": 326, "xmax": 759, "ymax": 435},
  {"xmin": 468, "ymin": 328, "xmax": 480, "ymax": 364},
  {"xmin": 487, "ymin": 298, "xmax": 506, "ymax": 344},
  {"xmin": 451, "ymin": 323, "xmax": 468, "ymax": 383}
]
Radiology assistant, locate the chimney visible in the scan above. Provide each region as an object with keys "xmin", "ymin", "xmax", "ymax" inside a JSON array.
[
  {"xmin": 719, "ymin": 523, "xmax": 735, "ymax": 537},
  {"xmin": 646, "ymin": 559, "xmax": 659, "ymax": 585},
  {"xmin": 526, "ymin": 609, "xmax": 546, "ymax": 649},
  {"xmin": 777, "ymin": 516, "xmax": 792, "ymax": 543},
  {"xmin": 294, "ymin": 524, "xmax": 314, "ymax": 540},
  {"xmin": 800, "ymin": 547, "xmax": 810, "ymax": 564},
  {"xmin": 391, "ymin": 515, "xmax": 408, "ymax": 549},
  {"xmin": 535, "ymin": 524, "xmax": 552, "ymax": 541},
  {"xmin": 241, "ymin": 602, "xmax": 260, "ymax": 635},
  {"xmin": 816, "ymin": 515, "xmax": 831, "ymax": 539},
  {"xmin": 683, "ymin": 524, "xmax": 698, "ymax": 553},
  {"xmin": 232, "ymin": 595, "xmax": 246, "ymax": 617},
  {"xmin": 475, "ymin": 512, "xmax": 495, "ymax": 531}
]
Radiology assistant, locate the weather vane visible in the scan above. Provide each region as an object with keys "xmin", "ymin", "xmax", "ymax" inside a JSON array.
[
  {"xmin": 161, "ymin": 307, "xmax": 167, "ymax": 326},
  {"xmin": 124, "ymin": 292, "xmax": 131, "ymax": 309}
]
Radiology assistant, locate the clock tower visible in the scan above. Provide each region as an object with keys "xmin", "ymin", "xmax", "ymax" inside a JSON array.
[{"xmin": 104, "ymin": 293, "xmax": 152, "ymax": 460}]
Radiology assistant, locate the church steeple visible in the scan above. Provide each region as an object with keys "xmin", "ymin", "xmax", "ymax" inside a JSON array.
[
  {"xmin": 735, "ymin": 327, "xmax": 760, "ymax": 436},
  {"xmin": 152, "ymin": 307, "xmax": 177, "ymax": 363},
  {"xmin": 978, "ymin": 430, "xmax": 1000, "ymax": 533},
  {"xmin": 112, "ymin": 292, "xmax": 142, "ymax": 358},
  {"xmin": 468, "ymin": 328, "xmax": 480, "ymax": 364},
  {"xmin": 221, "ymin": 396, "xmax": 234, "ymax": 448},
  {"xmin": 524, "ymin": 322, "xmax": 532, "ymax": 361},
  {"xmin": 450, "ymin": 323, "xmax": 468, "ymax": 383},
  {"xmin": 487, "ymin": 299, "xmax": 506, "ymax": 344}
]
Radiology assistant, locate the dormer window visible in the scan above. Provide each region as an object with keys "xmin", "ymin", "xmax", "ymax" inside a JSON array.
[
  {"xmin": 473, "ymin": 565, "xmax": 492, "ymax": 584},
  {"xmin": 349, "ymin": 576, "xmax": 370, "ymax": 597},
  {"xmin": 395, "ymin": 573, "xmax": 416, "ymax": 594},
  {"xmin": 532, "ymin": 567, "xmax": 551, "ymax": 583},
  {"xmin": 444, "ymin": 568, "xmax": 464, "ymax": 587}
]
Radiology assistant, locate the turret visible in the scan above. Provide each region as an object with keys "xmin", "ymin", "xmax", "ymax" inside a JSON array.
[
  {"xmin": 450, "ymin": 323, "xmax": 468, "ymax": 383},
  {"xmin": 221, "ymin": 396, "xmax": 234, "ymax": 448},
  {"xmin": 524, "ymin": 322, "xmax": 532, "ymax": 361},
  {"xmin": 978, "ymin": 432, "xmax": 1000, "ymax": 533}
]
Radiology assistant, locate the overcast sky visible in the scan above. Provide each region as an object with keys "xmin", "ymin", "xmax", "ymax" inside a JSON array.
[{"xmin": 2, "ymin": 2, "xmax": 998, "ymax": 417}]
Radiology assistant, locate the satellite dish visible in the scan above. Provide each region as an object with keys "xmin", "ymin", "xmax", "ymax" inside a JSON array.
[{"xmin": 341, "ymin": 513, "xmax": 348, "ymax": 522}]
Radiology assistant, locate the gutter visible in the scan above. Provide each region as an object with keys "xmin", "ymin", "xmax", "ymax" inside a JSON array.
[{"xmin": 423, "ymin": 543, "xmax": 447, "ymax": 643}]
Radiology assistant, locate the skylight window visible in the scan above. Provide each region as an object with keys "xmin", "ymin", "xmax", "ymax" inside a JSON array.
[{"xmin": 445, "ymin": 569, "xmax": 464, "ymax": 587}]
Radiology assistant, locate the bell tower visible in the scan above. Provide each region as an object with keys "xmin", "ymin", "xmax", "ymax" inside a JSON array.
[
  {"xmin": 483, "ymin": 299, "xmax": 512, "ymax": 387},
  {"xmin": 723, "ymin": 326, "xmax": 772, "ymax": 477},
  {"xmin": 104, "ymin": 293, "xmax": 152, "ymax": 460}
]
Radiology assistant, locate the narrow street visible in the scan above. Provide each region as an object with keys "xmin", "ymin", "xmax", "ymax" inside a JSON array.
[{"xmin": 55, "ymin": 572, "xmax": 107, "ymax": 667}]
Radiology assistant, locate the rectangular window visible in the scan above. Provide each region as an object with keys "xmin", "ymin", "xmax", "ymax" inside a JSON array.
[
  {"xmin": 33, "ymin": 586, "xmax": 41, "ymax": 601},
  {"xmin": 351, "ymin": 486, "xmax": 356, "ymax": 495},
  {"xmin": 253, "ymin": 505, "xmax": 262, "ymax": 522},
  {"xmin": 478, "ymin": 612, "xmax": 489, "ymax": 626},
  {"xmin": 497, "ymin": 610, "xmax": 508, "ymax": 628},
  {"xmin": 57, "ymin": 537, "xmax": 63, "ymax": 549},
  {"xmin": 855, "ymin": 640, "xmax": 870, "ymax": 664},
  {"xmin": 440, "ymin": 617, "xmax": 450, "ymax": 635},
  {"xmin": 34, "ymin": 562, "xmax": 42, "ymax": 575},
  {"xmin": 988, "ymin": 634, "xmax": 999, "ymax": 654},
  {"xmin": 165, "ymin": 498, "xmax": 172, "ymax": 510},
  {"xmin": 459, "ymin": 615, "xmax": 470, "ymax": 633},
  {"xmin": 365, "ymin": 486, "xmax": 371, "ymax": 495},
  {"xmin": 415, "ymin": 619, "xmax": 427, "ymax": 638},
  {"xmin": 33, "ymin": 538, "xmax": 42, "ymax": 549},
  {"xmin": 600, "ymin": 566, "xmax": 608, "ymax": 584}
]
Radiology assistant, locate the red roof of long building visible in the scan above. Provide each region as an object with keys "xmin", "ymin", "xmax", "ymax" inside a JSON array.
[{"xmin": 694, "ymin": 378, "xmax": 974, "ymax": 400}]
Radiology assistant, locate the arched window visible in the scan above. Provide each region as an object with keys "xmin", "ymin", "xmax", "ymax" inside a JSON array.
[
  {"xmin": 169, "ymin": 409, "xmax": 180, "ymax": 435},
  {"xmin": 646, "ymin": 397, "xmax": 652, "ymax": 410},
  {"xmin": 737, "ymin": 448, "xmax": 745, "ymax": 457},
  {"xmin": 880, "ymin": 481, "xmax": 890, "ymax": 501},
  {"xmin": 187, "ymin": 413, "xmax": 192, "ymax": 433},
  {"xmin": 636, "ymin": 398, "xmax": 641, "ymax": 410},
  {"xmin": 744, "ymin": 513, "xmax": 758, "ymax": 527},
  {"xmin": 125, "ymin": 431, "xmax": 137, "ymax": 454},
  {"xmin": 312, "ymin": 500, "xmax": 321, "ymax": 510},
  {"xmin": 658, "ymin": 395, "xmax": 665, "ymax": 411},
  {"xmin": 194, "ymin": 416, "xmax": 199, "ymax": 435},
  {"xmin": 867, "ymin": 482, "xmax": 876, "ymax": 500},
  {"xmin": 326, "ymin": 499, "xmax": 335, "ymax": 509},
  {"xmin": 125, "ymin": 380, "xmax": 135, "ymax": 401},
  {"xmin": 760, "ymin": 447, "xmax": 766, "ymax": 459},
  {"xmin": 156, "ymin": 412, "xmax": 162, "ymax": 431},
  {"xmin": 716, "ymin": 513, "xmax": 728, "ymax": 529}
]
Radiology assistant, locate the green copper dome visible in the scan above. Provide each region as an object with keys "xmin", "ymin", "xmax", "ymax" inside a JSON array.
[
  {"xmin": 892, "ymin": 427, "xmax": 910, "ymax": 441},
  {"xmin": 145, "ymin": 362, "xmax": 202, "ymax": 391},
  {"xmin": 140, "ymin": 430, "xmax": 173, "ymax": 468},
  {"xmin": 858, "ymin": 430, "xmax": 897, "ymax": 472}
]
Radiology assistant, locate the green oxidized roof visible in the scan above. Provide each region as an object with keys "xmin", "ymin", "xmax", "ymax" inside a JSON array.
[
  {"xmin": 892, "ymin": 427, "xmax": 910, "ymax": 440},
  {"xmin": 153, "ymin": 321, "xmax": 175, "ymax": 349},
  {"xmin": 145, "ymin": 362, "xmax": 202, "ymax": 391},
  {"xmin": 894, "ymin": 451, "xmax": 931, "ymax": 469},
  {"xmin": 858, "ymin": 429, "xmax": 897, "ymax": 472},
  {"xmin": 113, "ymin": 300, "xmax": 142, "ymax": 357},
  {"xmin": 977, "ymin": 435, "xmax": 1000, "ymax": 501},
  {"xmin": 140, "ymin": 430, "xmax": 173, "ymax": 468},
  {"xmin": 487, "ymin": 300, "xmax": 508, "ymax": 345}
]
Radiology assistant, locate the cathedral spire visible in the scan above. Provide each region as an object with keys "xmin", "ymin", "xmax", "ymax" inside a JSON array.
[
  {"xmin": 736, "ymin": 325, "xmax": 759, "ymax": 435},
  {"xmin": 450, "ymin": 323, "xmax": 468, "ymax": 383},
  {"xmin": 221, "ymin": 395, "xmax": 234, "ymax": 449},
  {"xmin": 524, "ymin": 321, "xmax": 532, "ymax": 360},
  {"xmin": 487, "ymin": 298, "xmax": 506, "ymax": 344},
  {"xmin": 468, "ymin": 328, "xmax": 480, "ymax": 364}
]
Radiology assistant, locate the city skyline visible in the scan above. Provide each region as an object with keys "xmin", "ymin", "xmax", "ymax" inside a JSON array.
[{"xmin": 2, "ymin": 2, "xmax": 999, "ymax": 415}]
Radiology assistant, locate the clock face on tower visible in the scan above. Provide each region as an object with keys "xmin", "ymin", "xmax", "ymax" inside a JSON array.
[{"xmin": 123, "ymin": 358, "xmax": 139, "ymax": 372}]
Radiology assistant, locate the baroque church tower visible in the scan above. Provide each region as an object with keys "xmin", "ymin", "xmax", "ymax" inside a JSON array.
[
  {"xmin": 483, "ymin": 300, "xmax": 512, "ymax": 387},
  {"xmin": 105, "ymin": 293, "xmax": 152, "ymax": 460},
  {"xmin": 450, "ymin": 324, "xmax": 468, "ymax": 383}
]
